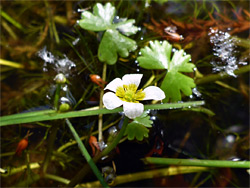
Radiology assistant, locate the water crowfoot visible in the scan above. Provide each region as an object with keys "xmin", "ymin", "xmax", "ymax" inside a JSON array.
[{"xmin": 103, "ymin": 74, "xmax": 165, "ymax": 119}]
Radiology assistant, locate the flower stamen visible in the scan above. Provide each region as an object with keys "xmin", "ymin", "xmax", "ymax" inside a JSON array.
[{"xmin": 116, "ymin": 84, "xmax": 145, "ymax": 103}]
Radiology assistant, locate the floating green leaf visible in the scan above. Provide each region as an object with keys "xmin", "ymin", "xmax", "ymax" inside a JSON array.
[
  {"xmin": 125, "ymin": 122, "xmax": 149, "ymax": 141},
  {"xmin": 98, "ymin": 29, "xmax": 137, "ymax": 65},
  {"xmin": 78, "ymin": 3, "xmax": 115, "ymax": 31},
  {"xmin": 78, "ymin": 2, "xmax": 138, "ymax": 65},
  {"xmin": 133, "ymin": 111, "xmax": 153, "ymax": 128},
  {"xmin": 124, "ymin": 112, "xmax": 152, "ymax": 141},
  {"xmin": 137, "ymin": 40, "xmax": 196, "ymax": 102}
]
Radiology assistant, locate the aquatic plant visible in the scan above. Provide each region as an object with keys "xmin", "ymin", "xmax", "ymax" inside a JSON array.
[
  {"xmin": 137, "ymin": 40, "xmax": 196, "ymax": 102},
  {"xmin": 103, "ymin": 74, "xmax": 165, "ymax": 119},
  {"xmin": 0, "ymin": 1, "xmax": 249, "ymax": 188},
  {"xmin": 78, "ymin": 2, "xmax": 138, "ymax": 65}
]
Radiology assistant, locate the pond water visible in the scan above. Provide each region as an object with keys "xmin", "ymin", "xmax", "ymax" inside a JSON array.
[{"xmin": 0, "ymin": 1, "xmax": 249, "ymax": 187}]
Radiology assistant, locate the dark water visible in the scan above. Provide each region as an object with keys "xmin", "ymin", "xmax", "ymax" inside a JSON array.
[{"xmin": 0, "ymin": 1, "xmax": 249, "ymax": 187}]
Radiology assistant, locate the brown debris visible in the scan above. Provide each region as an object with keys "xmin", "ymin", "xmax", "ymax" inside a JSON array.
[{"xmin": 144, "ymin": 9, "xmax": 250, "ymax": 43}]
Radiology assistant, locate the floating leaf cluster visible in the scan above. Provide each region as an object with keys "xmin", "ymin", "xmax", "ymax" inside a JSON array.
[
  {"xmin": 78, "ymin": 3, "xmax": 138, "ymax": 65},
  {"xmin": 137, "ymin": 40, "xmax": 196, "ymax": 102},
  {"xmin": 124, "ymin": 112, "xmax": 153, "ymax": 141}
]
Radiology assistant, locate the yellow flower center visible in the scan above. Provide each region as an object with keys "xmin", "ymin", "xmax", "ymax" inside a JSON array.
[{"xmin": 116, "ymin": 84, "xmax": 145, "ymax": 103}]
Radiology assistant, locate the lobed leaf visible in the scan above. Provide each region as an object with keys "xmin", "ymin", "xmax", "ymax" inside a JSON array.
[
  {"xmin": 137, "ymin": 40, "xmax": 196, "ymax": 102},
  {"xmin": 138, "ymin": 41, "xmax": 172, "ymax": 69},
  {"xmin": 98, "ymin": 29, "xmax": 137, "ymax": 65},
  {"xmin": 79, "ymin": 3, "xmax": 115, "ymax": 31},
  {"xmin": 115, "ymin": 19, "xmax": 138, "ymax": 36},
  {"xmin": 78, "ymin": 2, "xmax": 139, "ymax": 65},
  {"xmin": 124, "ymin": 122, "xmax": 149, "ymax": 141},
  {"xmin": 161, "ymin": 71, "xmax": 196, "ymax": 102},
  {"xmin": 133, "ymin": 111, "xmax": 153, "ymax": 128}
]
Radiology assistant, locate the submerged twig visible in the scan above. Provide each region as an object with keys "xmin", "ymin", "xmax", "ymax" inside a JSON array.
[
  {"xmin": 76, "ymin": 166, "xmax": 209, "ymax": 187},
  {"xmin": 41, "ymin": 123, "xmax": 60, "ymax": 174}
]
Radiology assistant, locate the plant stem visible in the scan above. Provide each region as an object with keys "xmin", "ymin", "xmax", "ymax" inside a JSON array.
[
  {"xmin": 42, "ymin": 123, "xmax": 60, "ymax": 173},
  {"xmin": 1, "ymin": 163, "xmax": 40, "ymax": 177},
  {"xmin": 77, "ymin": 166, "xmax": 209, "ymax": 187},
  {"xmin": 44, "ymin": 173, "xmax": 70, "ymax": 185},
  {"xmin": 0, "ymin": 9, "xmax": 24, "ymax": 30},
  {"xmin": 143, "ymin": 157, "xmax": 250, "ymax": 168},
  {"xmin": 66, "ymin": 116, "xmax": 129, "ymax": 187},
  {"xmin": 0, "ymin": 59, "xmax": 24, "ymax": 69},
  {"xmin": 98, "ymin": 63, "xmax": 107, "ymax": 142},
  {"xmin": 57, "ymin": 118, "xmax": 121, "ymax": 153},
  {"xmin": 0, "ymin": 101, "xmax": 205, "ymax": 126},
  {"xmin": 54, "ymin": 84, "xmax": 61, "ymax": 110},
  {"xmin": 195, "ymin": 64, "xmax": 250, "ymax": 85},
  {"xmin": 99, "ymin": 116, "xmax": 128, "ymax": 158},
  {"xmin": 66, "ymin": 119, "xmax": 109, "ymax": 188}
]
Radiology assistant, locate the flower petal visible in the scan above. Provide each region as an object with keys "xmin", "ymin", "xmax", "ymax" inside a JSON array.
[
  {"xmin": 103, "ymin": 92, "xmax": 123, "ymax": 109},
  {"xmin": 104, "ymin": 78, "xmax": 123, "ymax": 92},
  {"xmin": 142, "ymin": 86, "xmax": 165, "ymax": 100},
  {"xmin": 123, "ymin": 102, "xmax": 144, "ymax": 119},
  {"xmin": 122, "ymin": 74, "xmax": 143, "ymax": 87}
]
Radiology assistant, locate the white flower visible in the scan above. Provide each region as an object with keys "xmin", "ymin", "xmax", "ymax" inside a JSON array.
[{"xmin": 103, "ymin": 74, "xmax": 165, "ymax": 119}]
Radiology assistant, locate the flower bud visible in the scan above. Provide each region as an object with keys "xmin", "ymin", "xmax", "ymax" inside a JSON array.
[
  {"xmin": 59, "ymin": 103, "xmax": 70, "ymax": 112},
  {"xmin": 54, "ymin": 73, "xmax": 66, "ymax": 84}
]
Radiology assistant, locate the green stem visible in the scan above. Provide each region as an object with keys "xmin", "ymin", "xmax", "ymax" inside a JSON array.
[
  {"xmin": 98, "ymin": 63, "xmax": 107, "ymax": 142},
  {"xmin": 65, "ymin": 119, "xmax": 109, "ymax": 188},
  {"xmin": 57, "ymin": 117, "xmax": 121, "ymax": 153},
  {"xmin": 99, "ymin": 116, "xmax": 128, "ymax": 158},
  {"xmin": 0, "ymin": 59, "xmax": 24, "ymax": 69},
  {"xmin": 1, "ymin": 163, "xmax": 40, "ymax": 177},
  {"xmin": 44, "ymin": 174, "xmax": 70, "ymax": 185},
  {"xmin": 144, "ymin": 157, "xmax": 250, "ymax": 168},
  {"xmin": 67, "ymin": 116, "xmax": 129, "ymax": 187},
  {"xmin": 54, "ymin": 84, "xmax": 61, "ymax": 110},
  {"xmin": 195, "ymin": 64, "xmax": 250, "ymax": 85},
  {"xmin": 0, "ymin": 101, "xmax": 205, "ymax": 126},
  {"xmin": 0, "ymin": 9, "xmax": 24, "ymax": 30}
]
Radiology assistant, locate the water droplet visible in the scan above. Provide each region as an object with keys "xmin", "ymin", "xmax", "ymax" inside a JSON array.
[
  {"xmin": 151, "ymin": 116, "xmax": 156, "ymax": 120},
  {"xmin": 140, "ymin": 37, "xmax": 144, "ymax": 40},
  {"xmin": 72, "ymin": 38, "xmax": 80, "ymax": 45},
  {"xmin": 231, "ymin": 157, "xmax": 241, "ymax": 161},
  {"xmin": 226, "ymin": 134, "xmax": 235, "ymax": 143}
]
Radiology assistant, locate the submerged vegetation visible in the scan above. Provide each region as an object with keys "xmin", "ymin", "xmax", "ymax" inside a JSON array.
[{"xmin": 0, "ymin": 0, "xmax": 249, "ymax": 187}]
